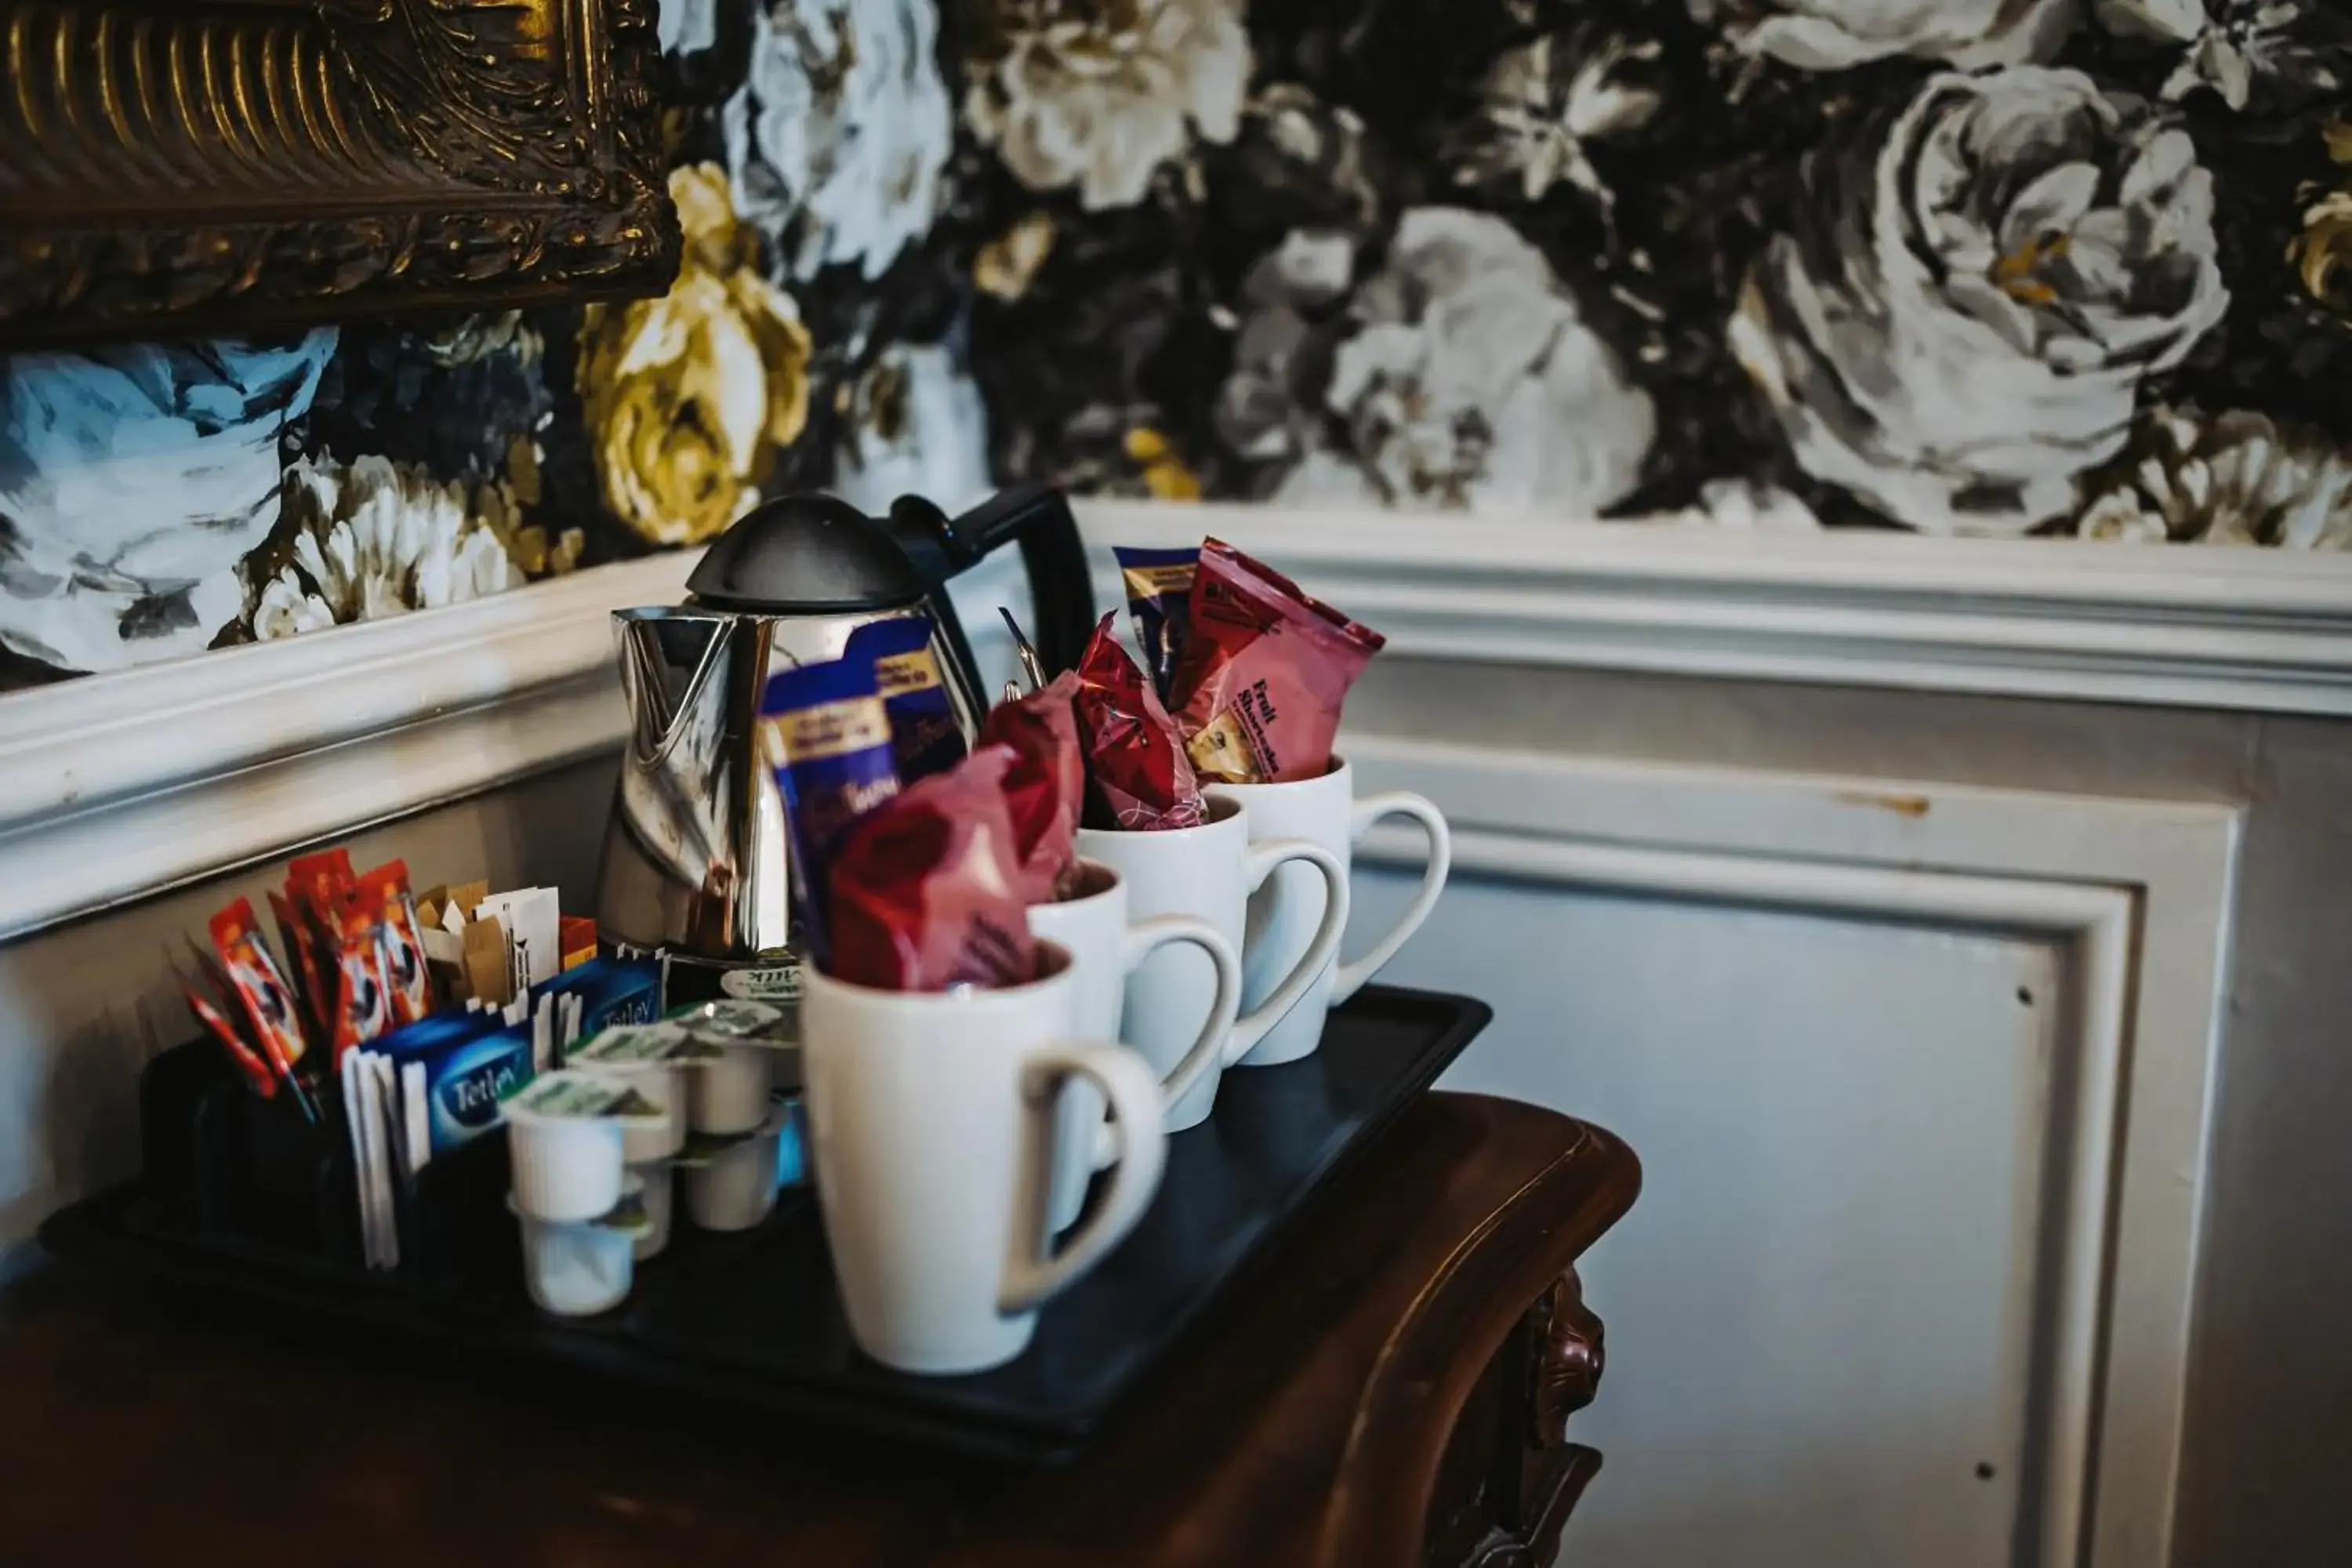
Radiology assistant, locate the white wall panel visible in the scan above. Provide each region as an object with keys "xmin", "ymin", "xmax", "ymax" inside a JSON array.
[
  {"xmin": 1358, "ymin": 871, "xmax": 2061, "ymax": 1567},
  {"xmin": 1332, "ymin": 737, "xmax": 2234, "ymax": 1568}
]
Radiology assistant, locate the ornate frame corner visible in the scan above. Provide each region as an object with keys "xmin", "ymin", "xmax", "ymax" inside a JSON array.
[{"xmin": 0, "ymin": 0, "xmax": 681, "ymax": 350}]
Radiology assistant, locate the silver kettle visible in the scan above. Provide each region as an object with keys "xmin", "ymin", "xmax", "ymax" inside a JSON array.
[{"xmin": 594, "ymin": 486, "xmax": 1094, "ymax": 1001}]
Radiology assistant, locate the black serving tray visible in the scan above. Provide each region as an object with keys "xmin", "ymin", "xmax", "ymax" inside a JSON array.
[{"xmin": 42, "ymin": 985, "xmax": 1489, "ymax": 1463}]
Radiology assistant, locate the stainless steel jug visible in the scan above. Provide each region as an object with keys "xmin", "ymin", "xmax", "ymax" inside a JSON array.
[{"xmin": 595, "ymin": 487, "xmax": 1093, "ymax": 1000}]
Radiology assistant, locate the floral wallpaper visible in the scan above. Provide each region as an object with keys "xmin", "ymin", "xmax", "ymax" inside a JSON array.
[{"xmin": 3, "ymin": 0, "xmax": 2350, "ymax": 691}]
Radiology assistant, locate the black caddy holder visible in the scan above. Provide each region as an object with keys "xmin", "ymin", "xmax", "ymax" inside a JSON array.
[
  {"xmin": 56, "ymin": 986, "xmax": 1491, "ymax": 1461},
  {"xmin": 141, "ymin": 1038, "xmax": 523, "ymax": 1298}
]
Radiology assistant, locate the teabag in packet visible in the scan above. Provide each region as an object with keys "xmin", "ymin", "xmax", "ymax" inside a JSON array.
[
  {"xmin": 1169, "ymin": 538, "xmax": 1386, "ymax": 785},
  {"xmin": 978, "ymin": 671, "xmax": 1084, "ymax": 902},
  {"xmin": 826, "ymin": 745, "xmax": 1040, "ymax": 993},
  {"xmin": 762, "ymin": 655, "xmax": 904, "ymax": 964},
  {"xmin": 845, "ymin": 615, "xmax": 968, "ymax": 783},
  {"xmin": 1073, "ymin": 612, "xmax": 1206, "ymax": 831},
  {"xmin": 1114, "ymin": 546, "xmax": 1200, "ymax": 703},
  {"xmin": 384, "ymin": 1012, "xmax": 538, "ymax": 1152}
]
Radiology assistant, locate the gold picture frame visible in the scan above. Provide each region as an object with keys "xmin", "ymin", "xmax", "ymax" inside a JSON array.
[{"xmin": 0, "ymin": 0, "xmax": 680, "ymax": 350}]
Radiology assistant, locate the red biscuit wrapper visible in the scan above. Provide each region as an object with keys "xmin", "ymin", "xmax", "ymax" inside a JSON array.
[
  {"xmin": 1073, "ymin": 612, "xmax": 1207, "ymax": 831},
  {"xmin": 287, "ymin": 848, "xmax": 354, "ymax": 1029},
  {"xmin": 209, "ymin": 898, "xmax": 310, "ymax": 1076},
  {"xmin": 1168, "ymin": 539, "xmax": 1385, "ymax": 785},
  {"xmin": 358, "ymin": 859, "xmax": 434, "ymax": 1025},
  {"xmin": 330, "ymin": 888, "xmax": 393, "ymax": 1057},
  {"xmin": 181, "ymin": 973, "xmax": 276, "ymax": 1100},
  {"xmin": 826, "ymin": 746, "xmax": 1040, "ymax": 993},
  {"xmin": 289, "ymin": 849, "xmax": 355, "ymax": 916},
  {"xmin": 978, "ymin": 671, "xmax": 1085, "ymax": 903},
  {"xmin": 267, "ymin": 889, "xmax": 328, "ymax": 1044}
]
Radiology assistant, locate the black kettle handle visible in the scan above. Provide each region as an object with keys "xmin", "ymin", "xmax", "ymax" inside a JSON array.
[
  {"xmin": 907, "ymin": 485, "xmax": 1094, "ymax": 678},
  {"xmin": 1008, "ymin": 494, "xmax": 1094, "ymax": 677}
]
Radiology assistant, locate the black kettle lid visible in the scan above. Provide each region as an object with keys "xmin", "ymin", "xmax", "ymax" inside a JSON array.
[{"xmin": 684, "ymin": 492, "xmax": 931, "ymax": 612}]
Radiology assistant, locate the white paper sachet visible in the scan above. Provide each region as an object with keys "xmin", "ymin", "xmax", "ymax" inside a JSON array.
[{"xmin": 477, "ymin": 887, "xmax": 561, "ymax": 993}]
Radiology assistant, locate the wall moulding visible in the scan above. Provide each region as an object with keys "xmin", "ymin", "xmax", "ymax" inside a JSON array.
[
  {"xmin": 1079, "ymin": 500, "xmax": 2352, "ymax": 718},
  {"xmin": 0, "ymin": 496, "xmax": 2314, "ymax": 937}
]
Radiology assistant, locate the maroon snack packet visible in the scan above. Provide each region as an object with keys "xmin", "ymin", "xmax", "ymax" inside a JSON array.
[
  {"xmin": 1168, "ymin": 538, "xmax": 1385, "ymax": 784},
  {"xmin": 826, "ymin": 746, "xmax": 1040, "ymax": 992},
  {"xmin": 978, "ymin": 671, "xmax": 1084, "ymax": 902},
  {"xmin": 1072, "ymin": 613, "xmax": 1207, "ymax": 832}
]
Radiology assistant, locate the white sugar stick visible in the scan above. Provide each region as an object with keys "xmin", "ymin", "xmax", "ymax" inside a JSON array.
[
  {"xmin": 350, "ymin": 1054, "xmax": 385, "ymax": 1269},
  {"xmin": 365, "ymin": 1052, "xmax": 401, "ymax": 1270},
  {"xmin": 402, "ymin": 1061, "xmax": 430, "ymax": 1177},
  {"xmin": 339, "ymin": 1051, "xmax": 372, "ymax": 1265}
]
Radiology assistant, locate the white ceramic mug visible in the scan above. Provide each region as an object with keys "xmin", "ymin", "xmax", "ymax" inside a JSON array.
[
  {"xmin": 1028, "ymin": 859, "xmax": 1241, "ymax": 1232},
  {"xmin": 1207, "ymin": 757, "xmax": 1451, "ymax": 1066},
  {"xmin": 800, "ymin": 942, "xmax": 1167, "ymax": 1376},
  {"xmin": 1076, "ymin": 797, "xmax": 1349, "ymax": 1132}
]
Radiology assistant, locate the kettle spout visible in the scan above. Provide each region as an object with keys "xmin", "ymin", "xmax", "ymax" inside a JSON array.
[{"xmin": 612, "ymin": 607, "xmax": 734, "ymax": 757}]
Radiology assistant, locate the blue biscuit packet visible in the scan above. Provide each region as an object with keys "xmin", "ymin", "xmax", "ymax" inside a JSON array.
[
  {"xmin": 761, "ymin": 655, "xmax": 902, "ymax": 964},
  {"xmin": 376, "ymin": 1011, "xmax": 536, "ymax": 1152},
  {"xmin": 1113, "ymin": 546, "xmax": 1199, "ymax": 702},
  {"xmin": 845, "ymin": 616, "xmax": 967, "ymax": 784}
]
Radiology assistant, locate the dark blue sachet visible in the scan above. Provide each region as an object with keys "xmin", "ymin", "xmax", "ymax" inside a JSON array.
[
  {"xmin": 844, "ymin": 615, "xmax": 968, "ymax": 784},
  {"xmin": 760, "ymin": 656, "xmax": 903, "ymax": 964},
  {"xmin": 1113, "ymin": 545, "xmax": 1200, "ymax": 704}
]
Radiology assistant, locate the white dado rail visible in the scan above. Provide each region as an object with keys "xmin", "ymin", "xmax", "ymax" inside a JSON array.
[
  {"xmin": 0, "ymin": 497, "xmax": 2346, "ymax": 942},
  {"xmin": 1084, "ymin": 501, "xmax": 2352, "ymax": 715},
  {"xmin": 0, "ymin": 550, "xmax": 696, "ymax": 943}
]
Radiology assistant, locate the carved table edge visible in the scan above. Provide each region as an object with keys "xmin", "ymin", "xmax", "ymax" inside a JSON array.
[{"xmin": 1315, "ymin": 1103, "xmax": 1640, "ymax": 1568}]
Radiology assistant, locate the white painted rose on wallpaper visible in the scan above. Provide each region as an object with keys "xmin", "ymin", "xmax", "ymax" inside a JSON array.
[
  {"xmin": 1732, "ymin": 67, "xmax": 2228, "ymax": 536},
  {"xmin": 0, "ymin": 332, "xmax": 335, "ymax": 673},
  {"xmin": 1215, "ymin": 228, "xmax": 1356, "ymax": 481},
  {"xmin": 1693, "ymin": 0, "xmax": 2076, "ymax": 70},
  {"xmin": 1452, "ymin": 29, "xmax": 1663, "ymax": 212},
  {"xmin": 963, "ymin": 0, "xmax": 1250, "ymax": 211},
  {"xmin": 2096, "ymin": 1, "xmax": 2348, "ymax": 111},
  {"xmin": 659, "ymin": 0, "xmax": 717, "ymax": 56},
  {"xmin": 832, "ymin": 342, "xmax": 994, "ymax": 517},
  {"xmin": 2078, "ymin": 406, "xmax": 2352, "ymax": 546},
  {"xmin": 1674, "ymin": 480, "xmax": 1824, "ymax": 531},
  {"xmin": 245, "ymin": 455, "xmax": 519, "ymax": 640},
  {"xmin": 724, "ymin": 0, "xmax": 955, "ymax": 281},
  {"xmin": 1258, "ymin": 208, "xmax": 1655, "ymax": 517}
]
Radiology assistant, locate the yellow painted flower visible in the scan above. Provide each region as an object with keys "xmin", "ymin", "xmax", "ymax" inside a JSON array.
[
  {"xmin": 1125, "ymin": 427, "xmax": 1202, "ymax": 501},
  {"xmin": 2299, "ymin": 193, "xmax": 2352, "ymax": 317},
  {"xmin": 579, "ymin": 162, "xmax": 812, "ymax": 546},
  {"xmin": 975, "ymin": 211, "xmax": 1057, "ymax": 302},
  {"xmin": 2294, "ymin": 120, "xmax": 2352, "ymax": 321}
]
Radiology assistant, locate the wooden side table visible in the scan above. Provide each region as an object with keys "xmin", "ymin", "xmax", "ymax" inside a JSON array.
[{"xmin": 0, "ymin": 1092, "xmax": 1638, "ymax": 1568}]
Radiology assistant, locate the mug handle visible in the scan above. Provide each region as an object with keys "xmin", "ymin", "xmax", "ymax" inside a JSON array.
[
  {"xmin": 1330, "ymin": 792, "xmax": 1452, "ymax": 1004},
  {"xmin": 1125, "ymin": 914, "xmax": 1241, "ymax": 1140},
  {"xmin": 1225, "ymin": 839, "xmax": 1350, "ymax": 1064},
  {"xmin": 1000, "ymin": 1041, "xmax": 1168, "ymax": 1316}
]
